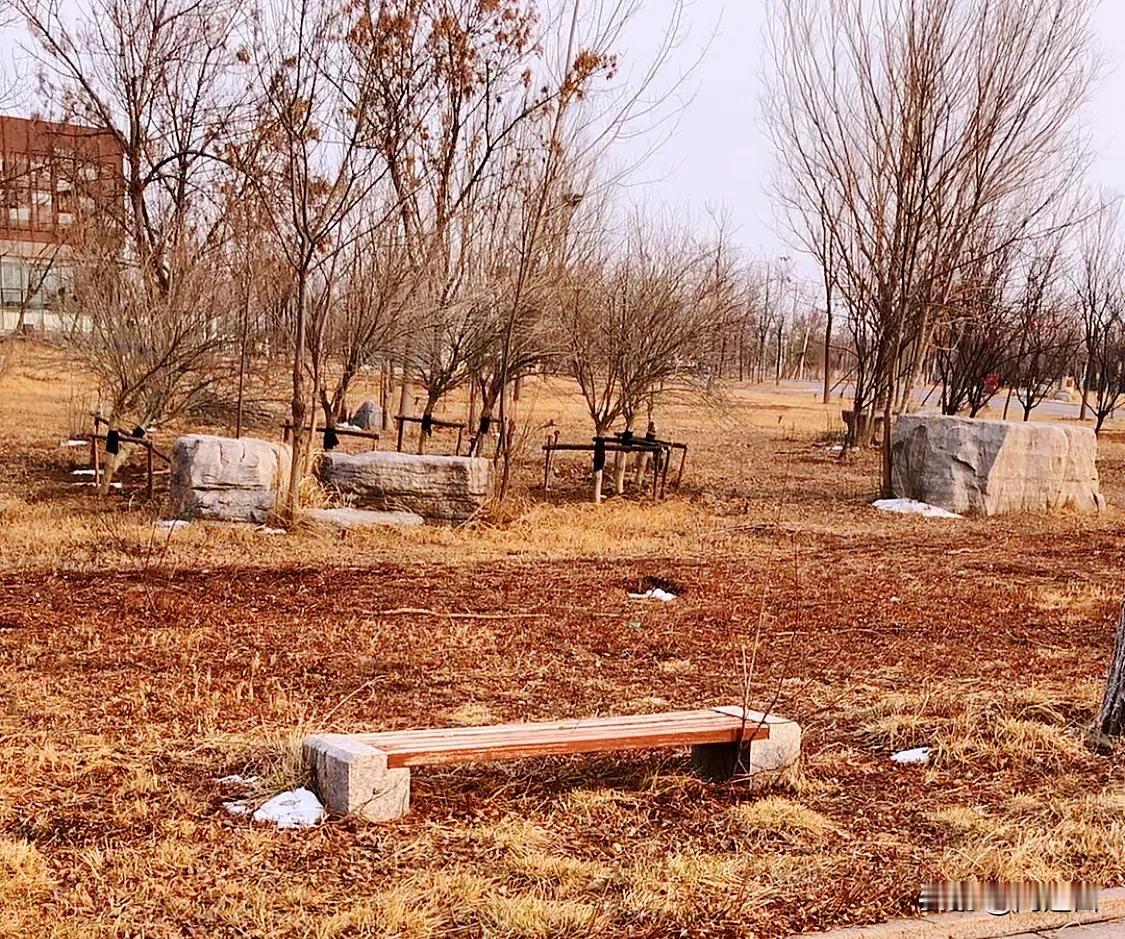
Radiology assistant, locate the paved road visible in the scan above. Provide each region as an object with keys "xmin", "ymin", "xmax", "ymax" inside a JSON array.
[
  {"xmin": 1007, "ymin": 922, "xmax": 1125, "ymax": 938},
  {"xmin": 761, "ymin": 378, "xmax": 1088, "ymax": 422}
]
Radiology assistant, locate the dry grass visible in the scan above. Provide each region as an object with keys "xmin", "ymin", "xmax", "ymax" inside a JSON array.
[
  {"xmin": 931, "ymin": 786, "xmax": 1125, "ymax": 883},
  {"xmin": 0, "ymin": 344, "xmax": 1124, "ymax": 937},
  {"xmin": 860, "ymin": 683, "xmax": 1098, "ymax": 771},
  {"xmin": 727, "ymin": 797, "xmax": 838, "ymax": 842}
]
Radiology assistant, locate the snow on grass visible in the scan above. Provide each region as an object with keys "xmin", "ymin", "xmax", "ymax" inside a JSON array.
[
  {"xmin": 891, "ymin": 746, "xmax": 931, "ymax": 765},
  {"xmin": 252, "ymin": 788, "xmax": 325, "ymax": 828},
  {"xmin": 872, "ymin": 499, "xmax": 961, "ymax": 519},
  {"xmin": 71, "ymin": 468, "xmax": 95, "ymax": 476},
  {"xmin": 223, "ymin": 787, "xmax": 325, "ymax": 828},
  {"xmin": 628, "ymin": 587, "xmax": 678, "ymax": 602},
  {"xmin": 154, "ymin": 519, "xmax": 190, "ymax": 531},
  {"xmin": 216, "ymin": 774, "xmax": 260, "ymax": 786},
  {"xmin": 61, "ymin": 439, "xmax": 88, "ymax": 448}
]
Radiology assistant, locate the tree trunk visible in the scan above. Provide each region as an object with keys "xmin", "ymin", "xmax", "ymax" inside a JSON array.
[
  {"xmin": 380, "ymin": 359, "xmax": 391, "ymax": 431},
  {"xmin": 822, "ymin": 308, "xmax": 833, "ymax": 405},
  {"xmin": 881, "ymin": 315, "xmax": 905, "ymax": 498},
  {"xmin": 285, "ymin": 282, "xmax": 309, "ymax": 520},
  {"xmin": 775, "ymin": 322, "xmax": 783, "ymax": 384},
  {"xmin": 1080, "ymin": 355, "xmax": 1093, "ymax": 421},
  {"xmin": 1097, "ymin": 603, "xmax": 1125, "ymax": 736},
  {"xmin": 397, "ymin": 342, "xmax": 414, "ymax": 420}
]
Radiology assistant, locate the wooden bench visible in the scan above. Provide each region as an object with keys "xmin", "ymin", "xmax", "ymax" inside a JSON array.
[{"xmin": 304, "ymin": 706, "xmax": 801, "ymax": 822}]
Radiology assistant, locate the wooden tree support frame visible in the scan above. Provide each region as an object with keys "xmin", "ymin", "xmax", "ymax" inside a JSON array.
[
  {"xmin": 281, "ymin": 422, "xmax": 381, "ymax": 450},
  {"xmin": 83, "ymin": 426, "xmax": 171, "ymax": 500},
  {"xmin": 542, "ymin": 430, "xmax": 688, "ymax": 500},
  {"xmin": 394, "ymin": 414, "xmax": 466, "ymax": 455}
]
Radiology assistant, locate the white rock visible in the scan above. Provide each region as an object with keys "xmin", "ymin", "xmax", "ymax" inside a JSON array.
[
  {"xmin": 891, "ymin": 415, "xmax": 1104, "ymax": 516},
  {"xmin": 170, "ymin": 435, "xmax": 291, "ymax": 524},
  {"xmin": 891, "ymin": 747, "xmax": 931, "ymax": 765},
  {"xmin": 873, "ymin": 498, "xmax": 961, "ymax": 519},
  {"xmin": 251, "ymin": 788, "xmax": 325, "ymax": 829},
  {"xmin": 319, "ymin": 451, "xmax": 491, "ymax": 523}
]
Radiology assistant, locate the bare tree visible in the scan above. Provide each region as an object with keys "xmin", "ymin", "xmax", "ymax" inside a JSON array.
[
  {"xmin": 318, "ymin": 213, "xmax": 410, "ymax": 425},
  {"xmin": 559, "ymin": 216, "xmax": 733, "ymax": 439},
  {"xmin": 17, "ymin": 0, "xmax": 246, "ymax": 486},
  {"xmin": 935, "ymin": 238, "xmax": 1017, "ymax": 416},
  {"xmin": 766, "ymin": 0, "xmax": 1096, "ymax": 492},
  {"xmin": 1010, "ymin": 248, "xmax": 1079, "ymax": 421},
  {"xmin": 1077, "ymin": 205, "xmax": 1125, "ymax": 433},
  {"xmin": 245, "ymin": 0, "xmax": 394, "ymax": 517}
]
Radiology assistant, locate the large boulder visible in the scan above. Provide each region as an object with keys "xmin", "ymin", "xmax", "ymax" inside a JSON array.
[
  {"xmin": 170, "ymin": 435, "xmax": 291, "ymax": 523},
  {"xmin": 890, "ymin": 415, "xmax": 1104, "ymax": 516},
  {"xmin": 319, "ymin": 451, "xmax": 492, "ymax": 522},
  {"xmin": 351, "ymin": 400, "xmax": 383, "ymax": 431}
]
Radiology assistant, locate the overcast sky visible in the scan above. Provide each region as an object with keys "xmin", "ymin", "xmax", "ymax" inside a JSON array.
[
  {"xmin": 3, "ymin": 0, "xmax": 1125, "ymax": 268},
  {"xmin": 616, "ymin": 0, "xmax": 1125, "ymax": 264}
]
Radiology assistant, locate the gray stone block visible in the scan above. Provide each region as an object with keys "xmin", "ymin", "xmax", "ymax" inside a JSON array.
[
  {"xmin": 891, "ymin": 415, "xmax": 1104, "ymax": 516},
  {"xmin": 319, "ymin": 451, "xmax": 492, "ymax": 522},
  {"xmin": 351, "ymin": 400, "xmax": 383, "ymax": 430},
  {"xmin": 698, "ymin": 706, "xmax": 801, "ymax": 785},
  {"xmin": 302, "ymin": 734, "xmax": 410, "ymax": 821},
  {"xmin": 170, "ymin": 435, "xmax": 291, "ymax": 523}
]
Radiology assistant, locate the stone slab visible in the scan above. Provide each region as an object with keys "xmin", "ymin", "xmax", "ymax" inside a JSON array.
[
  {"xmin": 307, "ymin": 507, "xmax": 424, "ymax": 529},
  {"xmin": 318, "ymin": 450, "xmax": 492, "ymax": 523}
]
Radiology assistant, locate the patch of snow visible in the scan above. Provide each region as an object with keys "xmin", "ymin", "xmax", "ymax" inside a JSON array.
[
  {"xmin": 891, "ymin": 746, "xmax": 931, "ymax": 765},
  {"xmin": 336, "ymin": 422, "xmax": 359, "ymax": 430},
  {"xmin": 827, "ymin": 444, "xmax": 844, "ymax": 452},
  {"xmin": 71, "ymin": 468, "xmax": 96, "ymax": 476},
  {"xmin": 155, "ymin": 519, "xmax": 190, "ymax": 531},
  {"xmin": 251, "ymin": 788, "xmax": 325, "ymax": 829},
  {"xmin": 257, "ymin": 526, "xmax": 287, "ymax": 535},
  {"xmin": 223, "ymin": 800, "xmax": 251, "ymax": 816},
  {"xmin": 62, "ymin": 439, "xmax": 88, "ymax": 448},
  {"xmin": 628, "ymin": 587, "xmax": 678, "ymax": 602},
  {"xmin": 216, "ymin": 773, "xmax": 260, "ymax": 786},
  {"xmin": 71, "ymin": 481, "xmax": 123, "ymax": 490},
  {"xmin": 872, "ymin": 498, "xmax": 961, "ymax": 519}
]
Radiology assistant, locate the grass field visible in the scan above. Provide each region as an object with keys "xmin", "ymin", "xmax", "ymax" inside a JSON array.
[{"xmin": 1, "ymin": 341, "xmax": 1123, "ymax": 938}]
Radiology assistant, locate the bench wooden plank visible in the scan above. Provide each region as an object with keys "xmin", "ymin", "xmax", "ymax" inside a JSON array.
[
  {"xmin": 352, "ymin": 709, "xmax": 769, "ymax": 769},
  {"xmin": 354, "ymin": 709, "xmax": 753, "ymax": 743}
]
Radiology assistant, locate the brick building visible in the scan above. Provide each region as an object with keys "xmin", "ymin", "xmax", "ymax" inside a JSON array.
[{"xmin": 0, "ymin": 114, "xmax": 122, "ymax": 329}]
